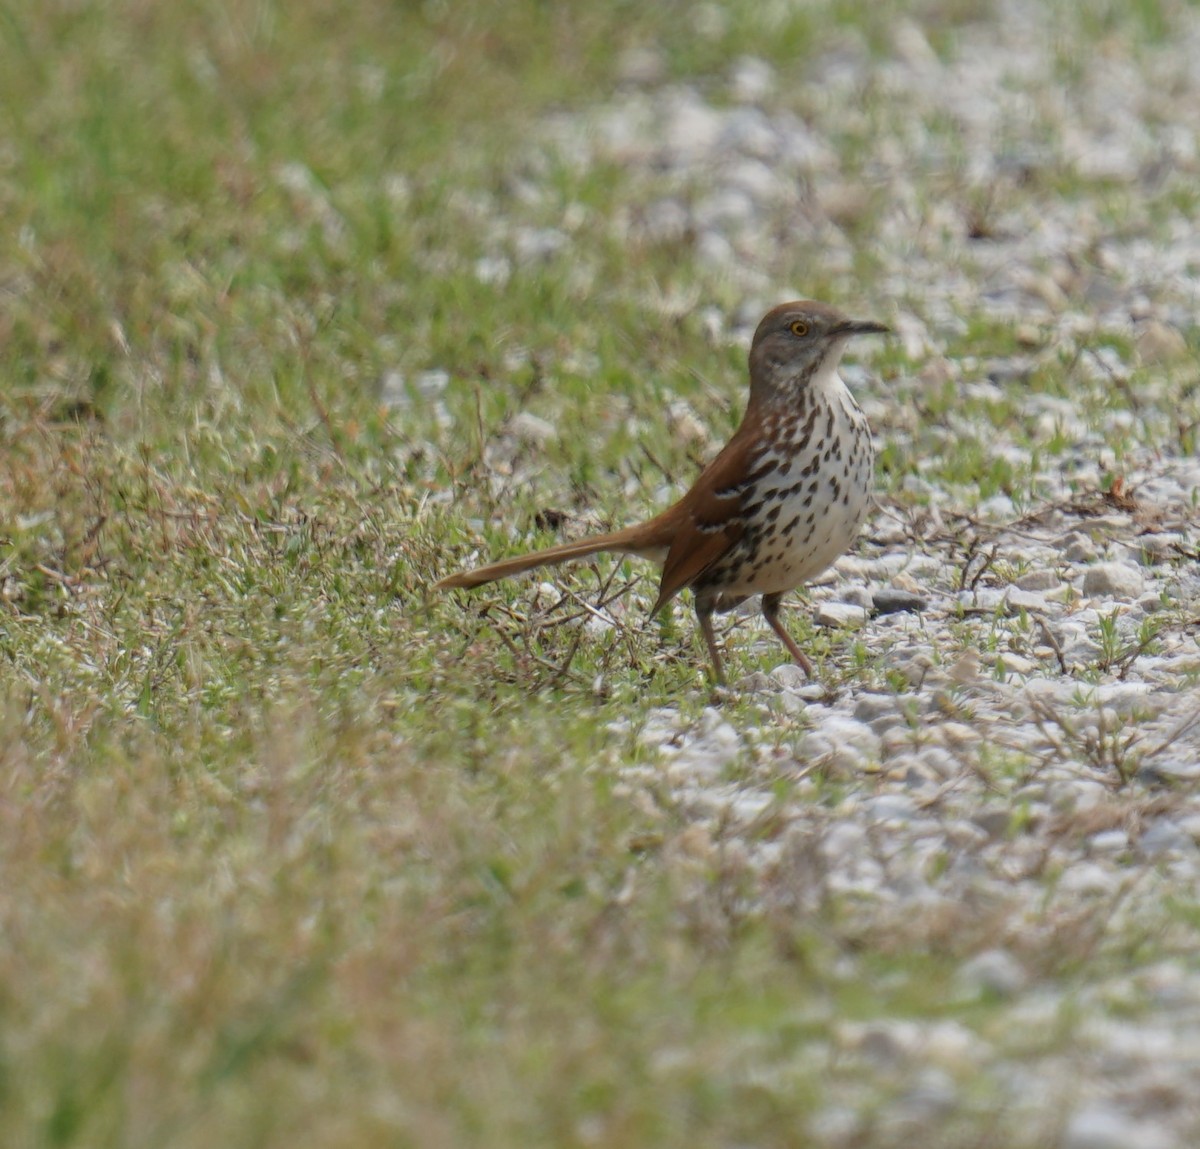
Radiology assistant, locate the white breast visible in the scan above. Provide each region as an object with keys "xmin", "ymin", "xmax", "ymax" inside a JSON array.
[{"xmin": 720, "ymin": 368, "xmax": 875, "ymax": 597}]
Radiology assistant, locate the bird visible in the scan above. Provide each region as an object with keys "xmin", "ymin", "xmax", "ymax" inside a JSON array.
[{"xmin": 435, "ymin": 301, "xmax": 889, "ymax": 684}]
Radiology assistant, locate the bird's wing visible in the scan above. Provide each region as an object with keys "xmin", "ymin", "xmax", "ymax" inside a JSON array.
[{"xmin": 650, "ymin": 419, "xmax": 766, "ymax": 614}]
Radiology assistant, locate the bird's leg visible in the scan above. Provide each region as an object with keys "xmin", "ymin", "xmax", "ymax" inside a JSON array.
[
  {"xmin": 694, "ymin": 599, "xmax": 726, "ymax": 686},
  {"xmin": 761, "ymin": 592, "xmax": 814, "ymax": 678}
]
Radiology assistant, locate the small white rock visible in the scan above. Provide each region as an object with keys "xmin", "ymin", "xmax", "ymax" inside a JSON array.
[
  {"xmin": 512, "ymin": 226, "xmax": 569, "ymax": 263},
  {"xmin": 836, "ymin": 1019, "xmax": 920, "ymax": 1066},
  {"xmin": 1135, "ymin": 591, "xmax": 1165, "ymax": 615},
  {"xmin": 507, "ymin": 411, "xmax": 558, "ymax": 446},
  {"xmin": 1057, "ymin": 862, "xmax": 1119, "ymax": 897},
  {"xmin": 414, "ymin": 368, "xmax": 450, "ymax": 396},
  {"xmin": 637, "ymin": 198, "xmax": 690, "ymax": 244},
  {"xmin": 729, "ymin": 55, "xmax": 776, "ymax": 103},
  {"xmin": 1088, "ymin": 830, "xmax": 1129, "ymax": 856},
  {"xmin": 1136, "ymin": 319, "xmax": 1189, "ymax": 365},
  {"xmin": 822, "ymin": 820, "xmax": 868, "ymax": 862},
  {"xmin": 1004, "ymin": 588, "xmax": 1051, "ymax": 614},
  {"xmin": 1062, "ymin": 533, "xmax": 1099, "ymax": 563},
  {"xmin": 1015, "ymin": 569, "xmax": 1061, "ymax": 591},
  {"xmin": 1082, "ymin": 562, "xmax": 1144, "ymax": 599},
  {"xmin": 770, "ymin": 663, "xmax": 809, "ymax": 691},
  {"xmin": 853, "ymin": 693, "xmax": 912, "ymax": 724},
  {"xmin": 978, "ymin": 493, "xmax": 1015, "ymax": 521},
  {"xmin": 955, "ymin": 948, "xmax": 1027, "ymax": 998},
  {"xmin": 814, "ymin": 602, "xmax": 870, "ymax": 628},
  {"xmin": 616, "ymin": 45, "xmax": 665, "ymax": 87},
  {"xmin": 738, "ymin": 671, "xmax": 776, "ymax": 694},
  {"xmin": 1139, "ymin": 819, "xmax": 1193, "ymax": 858},
  {"xmin": 474, "ymin": 255, "xmax": 512, "ymax": 285},
  {"xmin": 861, "ymin": 794, "xmax": 917, "ymax": 824},
  {"xmin": 1063, "ymin": 1104, "xmax": 1176, "ymax": 1149},
  {"xmin": 804, "ymin": 716, "xmax": 881, "ymax": 770}
]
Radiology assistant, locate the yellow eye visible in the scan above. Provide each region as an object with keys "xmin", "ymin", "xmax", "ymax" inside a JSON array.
[{"xmin": 789, "ymin": 320, "xmax": 809, "ymax": 337}]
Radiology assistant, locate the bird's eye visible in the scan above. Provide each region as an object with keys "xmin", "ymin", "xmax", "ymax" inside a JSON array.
[{"xmin": 789, "ymin": 320, "xmax": 810, "ymax": 337}]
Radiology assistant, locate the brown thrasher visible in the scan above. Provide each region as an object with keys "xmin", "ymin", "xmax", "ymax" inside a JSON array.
[{"xmin": 436, "ymin": 301, "xmax": 888, "ymax": 683}]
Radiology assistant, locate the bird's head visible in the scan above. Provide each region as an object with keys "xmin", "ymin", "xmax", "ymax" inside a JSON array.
[{"xmin": 748, "ymin": 301, "xmax": 888, "ymax": 402}]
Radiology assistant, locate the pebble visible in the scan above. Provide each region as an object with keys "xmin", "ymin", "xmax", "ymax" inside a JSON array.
[
  {"xmin": 1062, "ymin": 533, "xmax": 1100, "ymax": 563},
  {"xmin": 473, "ymin": 255, "xmax": 512, "ymax": 285},
  {"xmin": 822, "ymin": 821, "xmax": 868, "ymax": 862},
  {"xmin": 413, "ymin": 368, "xmax": 450, "ymax": 396},
  {"xmin": 1138, "ymin": 819, "xmax": 1194, "ymax": 858},
  {"xmin": 1134, "ymin": 534, "xmax": 1185, "ymax": 565},
  {"xmin": 917, "ymin": 747, "xmax": 960, "ymax": 780},
  {"xmin": 695, "ymin": 230, "xmax": 735, "ymax": 266},
  {"xmin": 511, "ymin": 226, "xmax": 569, "ymax": 263},
  {"xmin": 1141, "ymin": 759, "xmax": 1200, "ymax": 783},
  {"xmin": 507, "ymin": 411, "xmax": 557, "ymax": 446},
  {"xmin": 814, "ymin": 602, "xmax": 871, "ymax": 628},
  {"xmin": 861, "ymin": 794, "xmax": 918, "ymax": 824},
  {"xmin": 770, "ymin": 663, "xmax": 809, "ymax": 691},
  {"xmin": 879, "ymin": 726, "xmax": 917, "ymax": 757},
  {"xmin": 994, "ymin": 652, "xmax": 1036, "ymax": 675},
  {"xmin": 1135, "ymin": 590, "xmax": 1165, "ymax": 614},
  {"xmin": 1057, "ymin": 863, "xmax": 1120, "ymax": 897},
  {"xmin": 1082, "ymin": 562, "xmax": 1146, "ymax": 599},
  {"xmin": 853, "ymin": 693, "xmax": 917, "ymax": 724},
  {"xmin": 819, "ymin": 182, "xmax": 873, "ymax": 230},
  {"xmin": 772, "ymin": 690, "xmax": 807, "ymax": 717},
  {"xmin": 894, "ymin": 1067, "xmax": 958, "ymax": 1122},
  {"xmin": 803, "ymin": 716, "xmax": 881, "ymax": 771},
  {"xmin": 1063, "ymin": 1104, "xmax": 1176, "ymax": 1149},
  {"xmin": 956, "ymin": 949, "xmax": 1028, "ymax": 999},
  {"xmin": 978, "ymin": 493, "xmax": 1016, "ymax": 520},
  {"xmin": 807, "ymin": 1106, "xmax": 862, "ymax": 1145},
  {"xmin": 729, "ymin": 55, "xmax": 776, "ymax": 103},
  {"xmin": 637, "ymin": 198, "xmax": 689, "ymax": 244},
  {"xmin": 739, "ymin": 671, "xmax": 776, "ymax": 694},
  {"xmin": 872, "ymin": 587, "xmax": 928, "ymax": 614},
  {"xmin": 693, "ymin": 187, "xmax": 756, "ymax": 230},
  {"xmin": 616, "ymin": 45, "xmax": 665, "ymax": 87},
  {"xmin": 1136, "ymin": 319, "xmax": 1189, "ymax": 364},
  {"xmin": 1015, "ymin": 569, "xmax": 1061, "ymax": 591},
  {"xmin": 836, "ymin": 1019, "xmax": 921, "ymax": 1066},
  {"xmin": 1004, "ymin": 587, "xmax": 1051, "ymax": 613},
  {"xmin": 971, "ymin": 809, "xmax": 1012, "ymax": 839}
]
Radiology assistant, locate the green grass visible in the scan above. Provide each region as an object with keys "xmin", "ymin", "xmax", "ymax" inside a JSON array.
[{"xmin": 2, "ymin": 0, "xmax": 1199, "ymax": 1145}]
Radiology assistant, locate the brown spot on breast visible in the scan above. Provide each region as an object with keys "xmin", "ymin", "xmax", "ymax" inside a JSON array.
[
  {"xmin": 802, "ymin": 404, "xmax": 820, "ymax": 441},
  {"xmin": 743, "ymin": 456, "xmax": 781, "ymax": 484}
]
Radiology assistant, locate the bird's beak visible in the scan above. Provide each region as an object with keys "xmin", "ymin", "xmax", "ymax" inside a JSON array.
[{"xmin": 835, "ymin": 318, "xmax": 890, "ymax": 337}]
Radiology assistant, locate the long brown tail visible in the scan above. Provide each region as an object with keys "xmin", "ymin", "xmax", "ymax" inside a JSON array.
[{"xmin": 435, "ymin": 524, "xmax": 666, "ymax": 591}]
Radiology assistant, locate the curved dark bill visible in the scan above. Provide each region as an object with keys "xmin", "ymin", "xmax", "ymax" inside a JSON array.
[{"xmin": 835, "ymin": 318, "xmax": 891, "ymax": 336}]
